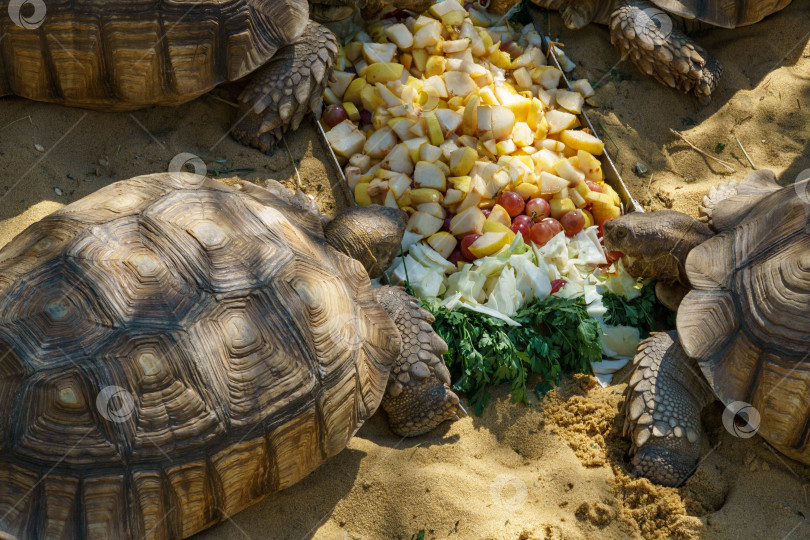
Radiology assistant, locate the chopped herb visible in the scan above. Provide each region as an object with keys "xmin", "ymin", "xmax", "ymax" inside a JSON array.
[{"xmin": 601, "ymin": 281, "xmax": 675, "ymax": 334}]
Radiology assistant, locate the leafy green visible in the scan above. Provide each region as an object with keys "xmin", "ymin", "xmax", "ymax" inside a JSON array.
[
  {"xmin": 601, "ymin": 281, "xmax": 675, "ymax": 334},
  {"xmin": 422, "ymin": 295, "xmax": 601, "ymax": 415}
]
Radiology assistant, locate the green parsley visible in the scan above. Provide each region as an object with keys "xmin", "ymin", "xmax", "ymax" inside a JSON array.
[
  {"xmin": 601, "ymin": 281, "xmax": 675, "ymax": 335},
  {"xmin": 422, "ymin": 295, "xmax": 601, "ymax": 415}
]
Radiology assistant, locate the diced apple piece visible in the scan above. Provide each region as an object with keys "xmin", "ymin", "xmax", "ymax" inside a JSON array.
[
  {"xmin": 569, "ymin": 187, "xmax": 587, "ymax": 208},
  {"xmin": 513, "ymin": 67, "xmax": 532, "ymax": 89},
  {"xmin": 420, "ymin": 143, "xmax": 443, "ymax": 163},
  {"xmin": 440, "ymin": 140, "xmax": 460, "ymax": 160},
  {"xmin": 511, "ymin": 122, "xmax": 534, "ymax": 147},
  {"xmin": 443, "ymin": 188, "xmax": 465, "ymax": 206},
  {"xmin": 343, "ymin": 102, "xmax": 360, "ymax": 122},
  {"xmin": 328, "ymin": 71, "xmax": 355, "ymax": 100},
  {"xmin": 363, "ymin": 42, "xmax": 397, "ymax": 64},
  {"xmin": 364, "ymin": 127, "xmax": 397, "ymax": 159},
  {"xmin": 456, "ymin": 187, "xmax": 483, "ymax": 212},
  {"xmin": 348, "ymin": 153, "xmax": 371, "ymax": 172},
  {"xmin": 344, "ymin": 41, "xmax": 363, "ymax": 62},
  {"xmin": 414, "ymin": 161, "xmax": 447, "ymax": 190},
  {"xmin": 343, "ymin": 77, "xmax": 366, "ymax": 106},
  {"xmin": 482, "ymin": 139, "xmax": 497, "ymax": 156},
  {"xmin": 476, "ymin": 104, "xmax": 492, "ymax": 137},
  {"xmin": 327, "ymin": 120, "xmax": 366, "ymax": 158},
  {"xmin": 443, "ymin": 71, "xmax": 477, "ymax": 99},
  {"xmin": 450, "ymin": 206, "xmax": 486, "ymax": 237},
  {"xmin": 553, "ymin": 158, "xmax": 585, "ymax": 184},
  {"xmin": 403, "ymin": 136, "xmax": 427, "ymax": 161},
  {"xmin": 577, "ymin": 150, "xmax": 602, "ymax": 181},
  {"xmin": 549, "ymin": 198, "xmax": 576, "ymax": 219},
  {"xmin": 425, "ymin": 55, "xmax": 446, "ymax": 77},
  {"xmin": 384, "ymin": 23, "xmax": 414, "ymax": 50},
  {"xmin": 531, "ymin": 66, "xmax": 562, "ymax": 89},
  {"xmin": 407, "ymin": 211, "xmax": 444, "ymax": 236},
  {"xmin": 584, "ymin": 190, "xmax": 615, "ymax": 207},
  {"xmin": 485, "ymin": 169, "xmax": 511, "ymax": 197},
  {"xmin": 555, "ymin": 90, "xmax": 585, "ymax": 114},
  {"xmin": 481, "ymin": 221, "xmax": 516, "ymax": 244},
  {"xmin": 487, "ymin": 204, "xmax": 511, "ymax": 227},
  {"xmin": 526, "ymin": 97, "xmax": 544, "ymax": 130},
  {"xmin": 539, "ymin": 171, "xmax": 569, "ymax": 195},
  {"xmin": 560, "ymin": 129, "xmax": 605, "ymax": 155},
  {"xmin": 441, "ymin": 39, "xmax": 469, "ymax": 54},
  {"xmin": 468, "ymin": 231, "xmax": 509, "ymax": 258},
  {"xmin": 571, "ymin": 79, "xmax": 595, "ymax": 98},
  {"xmin": 388, "ymin": 173, "xmax": 411, "ymax": 198},
  {"xmin": 412, "ymin": 49, "xmax": 428, "ymax": 73},
  {"xmin": 365, "ymin": 62, "xmax": 404, "ymax": 84},
  {"xmin": 592, "ymin": 204, "xmax": 621, "ymax": 224},
  {"xmin": 423, "ymin": 111, "xmax": 444, "ymax": 145},
  {"xmin": 434, "ymin": 108, "xmax": 462, "ymax": 134},
  {"xmin": 359, "ymin": 84, "xmax": 384, "ymax": 111},
  {"xmin": 427, "ymin": 231, "xmax": 458, "ymax": 259},
  {"xmin": 545, "ymin": 110, "xmax": 577, "ymax": 134},
  {"xmin": 416, "ymin": 202, "xmax": 447, "ymax": 219},
  {"xmin": 514, "ymin": 181, "xmax": 540, "ymax": 200},
  {"xmin": 413, "ymin": 20, "xmax": 442, "ymax": 48},
  {"xmin": 490, "ymin": 106, "xmax": 516, "ymax": 140},
  {"xmin": 423, "ymin": 75, "xmax": 448, "ymax": 98},
  {"xmin": 449, "ymin": 146, "xmax": 477, "ymax": 176},
  {"xmin": 380, "ymin": 143, "xmax": 414, "ymax": 175},
  {"xmin": 462, "ymin": 94, "xmax": 479, "ymax": 135},
  {"xmin": 448, "ymin": 175, "xmax": 472, "ymax": 192},
  {"xmin": 495, "ymin": 139, "xmax": 516, "ymax": 155},
  {"xmin": 406, "ymin": 188, "xmax": 444, "ymax": 206},
  {"xmin": 355, "ymin": 182, "xmax": 372, "ymax": 206}
]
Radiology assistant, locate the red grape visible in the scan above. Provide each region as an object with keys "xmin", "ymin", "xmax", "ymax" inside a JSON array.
[
  {"xmin": 529, "ymin": 219, "xmax": 561, "ymax": 247},
  {"xmin": 460, "ymin": 234, "xmax": 481, "ymax": 260},
  {"xmin": 560, "ymin": 210, "xmax": 585, "ymax": 237},
  {"xmin": 481, "ymin": 208, "xmax": 491, "ymax": 218},
  {"xmin": 550, "ymin": 279, "xmax": 566, "ymax": 294},
  {"xmin": 510, "ymin": 215, "xmax": 532, "ymax": 238},
  {"xmin": 498, "ymin": 191, "xmax": 525, "ymax": 217},
  {"xmin": 441, "ymin": 216, "xmax": 452, "ymax": 232},
  {"xmin": 359, "ymin": 109, "xmax": 372, "ymax": 126},
  {"xmin": 586, "ymin": 181, "xmax": 602, "ymax": 193},
  {"xmin": 323, "ymin": 104, "xmax": 348, "ymax": 128},
  {"xmin": 525, "ymin": 198, "xmax": 550, "ymax": 222},
  {"xmin": 447, "ymin": 247, "xmax": 468, "ymax": 265}
]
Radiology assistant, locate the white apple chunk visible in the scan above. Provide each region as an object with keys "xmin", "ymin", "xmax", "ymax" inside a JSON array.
[
  {"xmin": 434, "ymin": 108, "xmax": 462, "ymax": 134},
  {"xmin": 363, "ymin": 42, "xmax": 397, "ymax": 64},
  {"xmin": 553, "ymin": 158, "xmax": 585, "ymax": 184},
  {"xmin": 384, "ymin": 23, "xmax": 414, "ymax": 51},
  {"xmin": 443, "ymin": 71, "xmax": 476, "ymax": 98},
  {"xmin": 539, "ymin": 171, "xmax": 569, "ymax": 194},
  {"xmin": 423, "ymin": 75, "xmax": 448, "ymax": 98},
  {"xmin": 544, "ymin": 109, "xmax": 577, "ymax": 134},
  {"xmin": 413, "ymin": 20, "xmax": 442, "ymax": 48},
  {"xmin": 328, "ymin": 71, "xmax": 355, "ymax": 100},
  {"xmin": 414, "ymin": 161, "xmax": 447, "ymax": 190},
  {"xmin": 416, "ymin": 202, "xmax": 446, "ymax": 219},
  {"xmin": 427, "ymin": 232, "xmax": 458, "ymax": 259},
  {"xmin": 388, "ymin": 173, "xmax": 412, "ymax": 198},
  {"xmin": 419, "ymin": 143, "xmax": 443, "ymax": 163},
  {"xmin": 449, "ymin": 206, "xmax": 486, "ymax": 237},
  {"xmin": 364, "ymin": 127, "xmax": 397, "ymax": 159},
  {"xmin": 490, "ymin": 106, "xmax": 516, "ymax": 140},
  {"xmin": 407, "ymin": 211, "xmax": 444, "ymax": 236},
  {"xmin": 380, "ymin": 143, "xmax": 414, "ymax": 175},
  {"xmin": 326, "ymin": 120, "xmax": 366, "ymax": 158},
  {"xmin": 555, "ymin": 90, "xmax": 584, "ymax": 114},
  {"xmin": 532, "ymin": 66, "xmax": 562, "ymax": 89}
]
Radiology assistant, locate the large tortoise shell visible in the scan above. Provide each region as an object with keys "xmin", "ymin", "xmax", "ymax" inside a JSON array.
[
  {"xmin": 679, "ymin": 180, "xmax": 810, "ymax": 462},
  {"xmin": 652, "ymin": 0, "xmax": 792, "ymax": 29},
  {"xmin": 0, "ymin": 173, "xmax": 401, "ymax": 539},
  {"xmin": 0, "ymin": 0, "xmax": 309, "ymax": 108}
]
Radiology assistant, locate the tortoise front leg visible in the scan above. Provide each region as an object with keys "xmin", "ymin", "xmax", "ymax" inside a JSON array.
[
  {"xmin": 375, "ymin": 286, "xmax": 465, "ymax": 437},
  {"xmin": 232, "ymin": 21, "xmax": 338, "ymax": 153},
  {"xmin": 623, "ymin": 331, "xmax": 715, "ymax": 486},
  {"xmin": 609, "ymin": 0, "xmax": 722, "ymax": 104}
]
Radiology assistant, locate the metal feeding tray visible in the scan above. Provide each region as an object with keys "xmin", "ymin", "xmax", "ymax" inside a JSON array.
[{"xmin": 315, "ymin": 4, "xmax": 642, "ymax": 214}]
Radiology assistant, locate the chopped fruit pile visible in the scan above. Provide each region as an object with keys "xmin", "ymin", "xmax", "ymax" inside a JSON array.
[{"xmin": 323, "ymin": 0, "xmax": 628, "ymax": 320}]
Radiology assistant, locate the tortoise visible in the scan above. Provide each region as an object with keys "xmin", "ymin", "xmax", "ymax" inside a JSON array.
[
  {"xmin": 0, "ymin": 172, "xmax": 463, "ymax": 539},
  {"xmin": 529, "ymin": 0, "xmax": 792, "ymax": 103},
  {"xmin": 0, "ymin": 0, "xmax": 429, "ymax": 153},
  {"xmin": 602, "ymin": 169, "xmax": 810, "ymax": 486}
]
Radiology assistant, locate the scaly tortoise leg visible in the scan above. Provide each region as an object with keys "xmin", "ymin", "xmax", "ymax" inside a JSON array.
[
  {"xmin": 375, "ymin": 286, "xmax": 465, "ymax": 437},
  {"xmin": 232, "ymin": 20, "xmax": 338, "ymax": 153},
  {"xmin": 623, "ymin": 331, "xmax": 714, "ymax": 486},
  {"xmin": 609, "ymin": 0, "xmax": 721, "ymax": 104}
]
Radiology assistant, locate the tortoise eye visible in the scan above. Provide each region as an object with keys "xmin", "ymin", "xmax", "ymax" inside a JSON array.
[{"xmin": 615, "ymin": 227, "xmax": 628, "ymax": 239}]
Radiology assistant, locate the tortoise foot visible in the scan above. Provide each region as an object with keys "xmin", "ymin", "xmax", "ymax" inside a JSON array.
[
  {"xmin": 232, "ymin": 20, "xmax": 338, "ymax": 153},
  {"xmin": 375, "ymin": 286, "xmax": 465, "ymax": 437},
  {"xmin": 623, "ymin": 331, "xmax": 714, "ymax": 486},
  {"xmin": 609, "ymin": 0, "xmax": 721, "ymax": 103}
]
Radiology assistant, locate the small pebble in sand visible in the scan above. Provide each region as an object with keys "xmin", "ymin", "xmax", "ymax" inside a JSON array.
[
  {"xmin": 34, "ymin": 144, "xmax": 45, "ymax": 152},
  {"xmin": 634, "ymin": 162, "xmax": 648, "ymax": 175},
  {"xmin": 54, "ymin": 187, "xmax": 63, "ymax": 196}
]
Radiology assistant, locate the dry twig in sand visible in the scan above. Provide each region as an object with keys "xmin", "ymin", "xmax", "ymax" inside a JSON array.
[{"xmin": 669, "ymin": 128, "xmax": 735, "ymax": 173}]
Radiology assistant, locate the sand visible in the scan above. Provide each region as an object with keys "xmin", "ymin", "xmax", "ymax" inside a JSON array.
[{"xmin": 0, "ymin": 3, "xmax": 809, "ymax": 538}]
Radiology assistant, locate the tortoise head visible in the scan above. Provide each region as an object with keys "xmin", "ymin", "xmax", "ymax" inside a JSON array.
[
  {"xmin": 309, "ymin": 0, "xmax": 434, "ymax": 22},
  {"xmin": 324, "ymin": 205, "xmax": 407, "ymax": 279},
  {"xmin": 603, "ymin": 210, "xmax": 714, "ymax": 284}
]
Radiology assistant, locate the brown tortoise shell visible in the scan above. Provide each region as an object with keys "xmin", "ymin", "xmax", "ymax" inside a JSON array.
[{"xmin": 0, "ymin": 173, "xmax": 401, "ymax": 539}]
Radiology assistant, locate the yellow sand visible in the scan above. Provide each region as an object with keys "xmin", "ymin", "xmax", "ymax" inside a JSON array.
[{"xmin": 0, "ymin": 3, "xmax": 809, "ymax": 538}]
